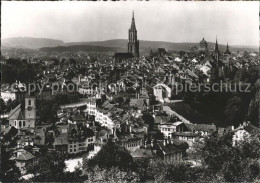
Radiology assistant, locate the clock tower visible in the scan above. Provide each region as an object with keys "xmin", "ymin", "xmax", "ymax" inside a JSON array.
[
  {"xmin": 128, "ymin": 11, "xmax": 139, "ymax": 57},
  {"xmin": 25, "ymin": 96, "xmax": 36, "ymax": 128}
]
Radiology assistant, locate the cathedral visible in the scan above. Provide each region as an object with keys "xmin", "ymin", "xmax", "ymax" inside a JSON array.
[{"xmin": 114, "ymin": 11, "xmax": 140, "ymax": 60}]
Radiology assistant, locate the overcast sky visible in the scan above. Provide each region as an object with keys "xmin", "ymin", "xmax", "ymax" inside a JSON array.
[{"xmin": 1, "ymin": 1, "xmax": 259, "ymax": 46}]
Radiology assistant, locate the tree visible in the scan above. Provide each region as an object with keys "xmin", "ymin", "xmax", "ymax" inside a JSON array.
[
  {"xmin": 134, "ymin": 158, "xmax": 153, "ymax": 182},
  {"xmin": 191, "ymin": 132, "xmax": 260, "ymax": 182},
  {"xmin": 86, "ymin": 165, "xmax": 139, "ymax": 182},
  {"xmin": 153, "ymin": 131, "xmax": 164, "ymax": 140},
  {"xmin": 84, "ymin": 141, "xmax": 135, "ymax": 172},
  {"xmin": 0, "ymin": 98, "xmax": 6, "ymax": 112},
  {"xmin": 142, "ymin": 114, "xmax": 154, "ymax": 131},
  {"xmin": 177, "ymin": 142, "xmax": 189, "ymax": 158},
  {"xmin": 1, "ymin": 144, "xmax": 22, "ymax": 182},
  {"xmin": 1, "ymin": 130, "xmax": 22, "ymax": 182},
  {"xmin": 224, "ymin": 96, "xmax": 243, "ymax": 126},
  {"xmin": 26, "ymin": 151, "xmax": 86, "ymax": 182}
]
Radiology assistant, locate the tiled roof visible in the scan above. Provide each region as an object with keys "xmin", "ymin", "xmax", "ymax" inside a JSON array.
[
  {"xmin": 15, "ymin": 150, "xmax": 35, "ymax": 161},
  {"xmin": 8, "ymin": 104, "xmax": 23, "ymax": 120},
  {"xmin": 54, "ymin": 134, "xmax": 68, "ymax": 145},
  {"xmin": 131, "ymin": 148, "xmax": 154, "ymax": 158},
  {"xmin": 172, "ymin": 132, "xmax": 199, "ymax": 137},
  {"xmin": 194, "ymin": 124, "xmax": 216, "ymax": 132},
  {"xmin": 157, "ymin": 142, "xmax": 182, "ymax": 155}
]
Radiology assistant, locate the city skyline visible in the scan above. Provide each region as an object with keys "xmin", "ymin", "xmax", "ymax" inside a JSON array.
[{"xmin": 1, "ymin": 1, "xmax": 258, "ymax": 47}]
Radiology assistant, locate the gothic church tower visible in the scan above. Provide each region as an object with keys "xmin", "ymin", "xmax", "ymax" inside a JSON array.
[{"xmin": 128, "ymin": 11, "xmax": 139, "ymax": 57}]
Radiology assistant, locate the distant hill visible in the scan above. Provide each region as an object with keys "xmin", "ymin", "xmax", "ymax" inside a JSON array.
[
  {"xmin": 39, "ymin": 45, "xmax": 125, "ymax": 53},
  {"xmin": 67, "ymin": 39, "xmax": 258, "ymax": 53},
  {"xmin": 2, "ymin": 37, "xmax": 258, "ymax": 53},
  {"xmin": 2, "ymin": 37, "xmax": 65, "ymax": 49}
]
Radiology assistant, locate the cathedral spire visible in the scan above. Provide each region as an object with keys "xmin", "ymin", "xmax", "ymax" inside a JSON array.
[
  {"xmin": 131, "ymin": 11, "xmax": 136, "ymax": 30},
  {"xmin": 226, "ymin": 42, "xmax": 229, "ymax": 50},
  {"xmin": 215, "ymin": 36, "xmax": 219, "ymax": 52}
]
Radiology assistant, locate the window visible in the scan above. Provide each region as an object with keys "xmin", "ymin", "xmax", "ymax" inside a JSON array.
[
  {"xmin": 23, "ymin": 121, "xmax": 25, "ymax": 126},
  {"xmin": 28, "ymin": 100, "xmax": 31, "ymax": 106}
]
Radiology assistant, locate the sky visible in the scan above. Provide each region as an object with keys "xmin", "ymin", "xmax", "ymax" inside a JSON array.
[{"xmin": 1, "ymin": 1, "xmax": 259, "ymax": 46}]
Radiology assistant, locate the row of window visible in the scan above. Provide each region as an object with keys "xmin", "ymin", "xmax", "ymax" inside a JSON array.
[
  {"xmin": 89, "ymin": 111, "xmax": 95, "ymax": 115},
  {"xmin": 70, "ymin": 144, "xmax": 77, "ymax": 148},
  {"xmin": 69, "ymin": 149, "xmax": 77, "ymax": 152},
  {"xmin": 88, "ymin": 138, "xmax": 94, "ymax": 142},
  {"xmin": 15, "ymin": 120, "xmax": 26, "ymax": 127},
  {"xmin": 87, "ymin": 102, "xmax": 96, "ymax": 106},
  {"xmin": 161, "ymin": 127, "xmax": 175, "ymax": 132},
  {"xmin": 124, "ymin": 143, "xmax": 140, "ymax": 148}
]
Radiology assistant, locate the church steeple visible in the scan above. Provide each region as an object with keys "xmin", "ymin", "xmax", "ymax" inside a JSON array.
[
  {"xmin": 131, "ymin": 11, "xmax": 136, "ymax": 30},
  {"xmin": 214, "ymin": 37, "xmax": 219, "ymax": 52},
  {"xmin": 128, "ymin": 11, "xmax": 139, "ymax": 57},
  {"xmin": 224, "ymin": 42, "xmax": 231, "ymax": 55},
  {"xmin": 212, "ymin": 36, "xmax": 220, "ymax": 61}
]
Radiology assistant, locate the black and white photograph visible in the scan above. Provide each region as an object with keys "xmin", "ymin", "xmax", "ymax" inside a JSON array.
[{"xmin": 1, "ymin": 1, "xmax": 260, "ymax": 182}]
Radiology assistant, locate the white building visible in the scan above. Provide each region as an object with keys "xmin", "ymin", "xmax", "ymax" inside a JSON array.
[
  {"xmin": 85, "ymin": 100, "xmax": 115, "ymax": 129},
  {"xmin": 158, "ymin": 121, "xmax": 183, "ymax": 139},
  {"xmin": 68, "ymin": 136, "xmax": 95, "ymax": 154},
  {"xmin": 153, "ymin": 83, "xmax": 172, "ymax": 103},
  {"xmin": 85, "ymin": 99, "xmax": 97, "ymax": 116},
  {"xmin": 1, "ymin": 90, "xmax": 16, "ymax": 102},
  {"xmin": 232, "ymin": 122, "xmax": 259, "ymax": 146}
]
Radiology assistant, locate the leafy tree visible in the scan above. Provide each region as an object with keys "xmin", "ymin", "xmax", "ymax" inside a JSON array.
[
  {"xmin": 1, "ymin": 130, "xmax": 22, "ymax": 182},
  {"xmin": 26, "ymin": 151, "xmax": 86, "ymax": 182},
  {"xmin": 84, "ymin": 141, "xmax": 135, "ymax": 171},
  {"xmin": 6, "ymin": 99, "xmax": 20, "ymax": 111},
  {"xmin": 224, "ymin": 96, "xmax": 243, "ymax": 126},
  {"xmin": 134, "ymin": 158, "xmax": 153, "ymax": 181},
  {"xmin": 191, "ymin": 132, "xmax": 260, "ymax": 182},
  {"xmin": 153, "ymin": 131, "xmax": 164, "ymax": 140},
  {"xmin": 1, "ymin": 144, "xmax": 22, "ymax": 182},
  {"xmin": 86, "ymin": 165, "xmax": 138, "ymax": 182},
  {"xmin": 142, "ymin": 113, "xmax": 154, "ymax": 131},
  {"xmin": 177, "ymin": 142, "xmax": 189, "ymax": 158},
  {"xmin": 0, "ymin": 98, "xmax": 6, "ymax": 112}
]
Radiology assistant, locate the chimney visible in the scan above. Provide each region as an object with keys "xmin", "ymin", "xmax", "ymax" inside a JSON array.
[
  {"xmin": 151, "ymin": 139, "xmax": 153, "ymax": 147},
  {"xmin": 144, "ymin": 141, "xmax": 147, "ymax": 148},
  {"xmin": 163, "ymin": 140, "xmax": 166, "ymax": 146},
  {"xmin": 129, "ymin": 125, "xmax": 132, "ymax": 133},
  {"xmin": 231, "ymin": 126, "xmax": 234, "ymax": 131}
]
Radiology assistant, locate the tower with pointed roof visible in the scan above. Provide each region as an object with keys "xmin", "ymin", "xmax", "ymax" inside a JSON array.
[
  {"xmin": 128, "ymin": 11, "xmax": 139, "ymax": 57},
  {"xmin": 212, "ymin": 37, "xmax": 220, "ymax": 62},
  {"xmin": 224, "ymin": 42, "xmax": 231, "ymax": 55}
]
